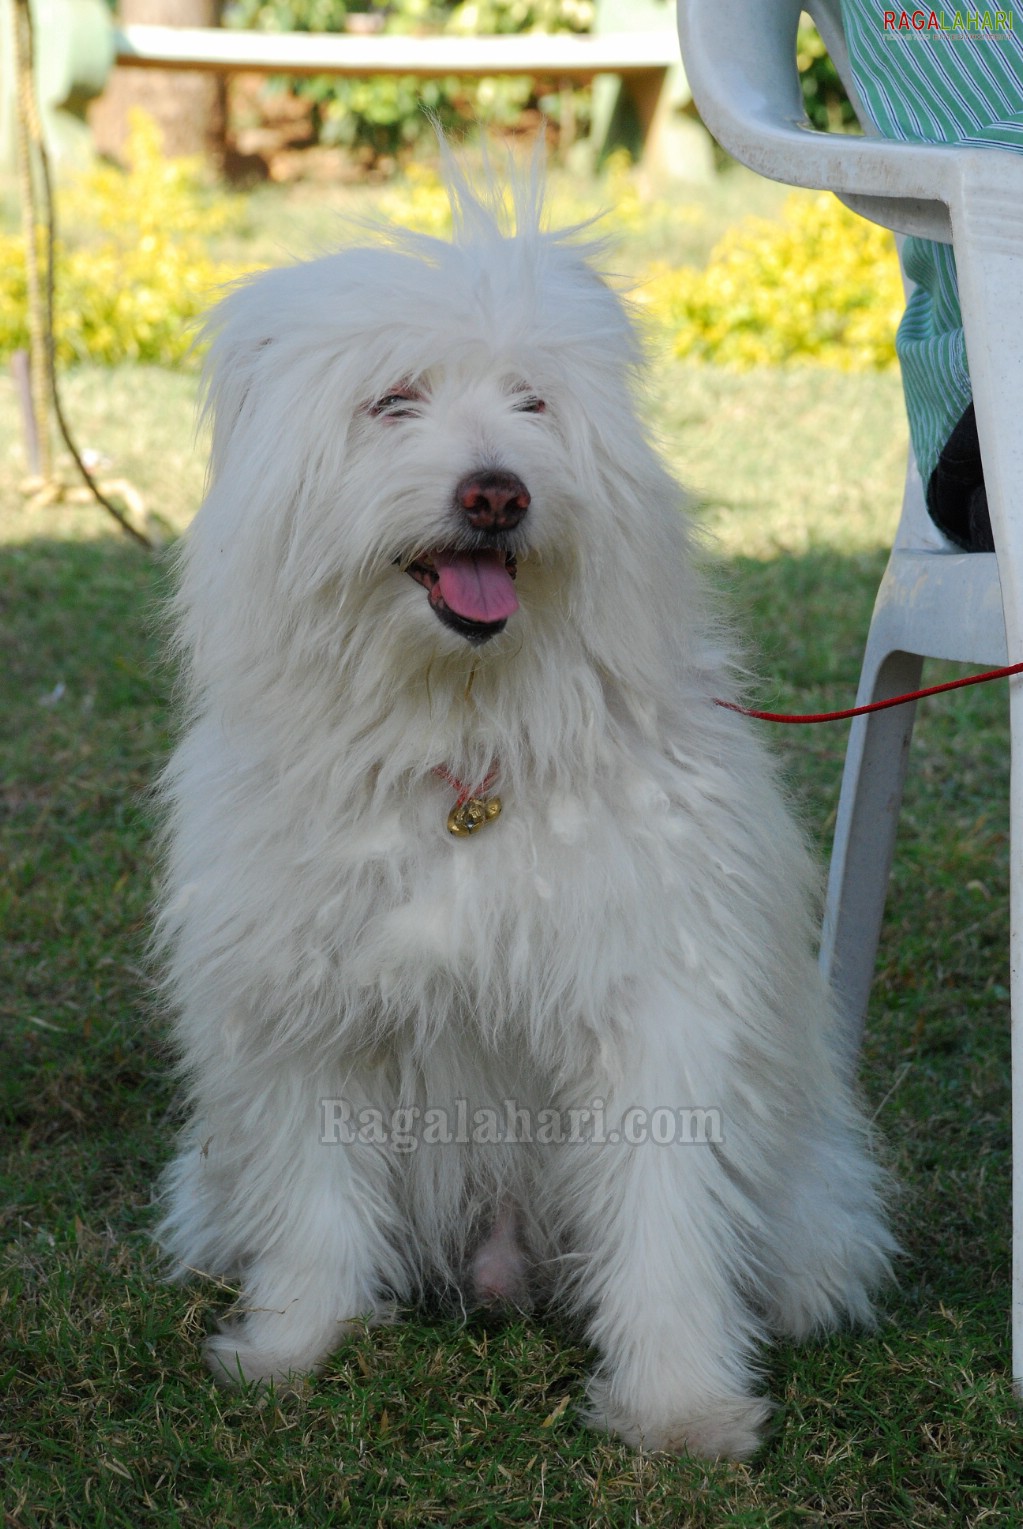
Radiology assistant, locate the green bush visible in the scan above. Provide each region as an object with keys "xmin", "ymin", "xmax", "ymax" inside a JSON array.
[
  {"xmin": 638, "ymin": 192, "xmax": 902, "ymax": 372},
  {"xmin": 0, "ymin": 116, "xmax": 248, "ymax": 369},
  {"xmin": 224, "ymin": 0, "xmax": 593, "ymax": 157},
  {"xmin": 0, "ymin": 127, "xmax": 901, "ymax": 377},
  {"xmin": 798, "ymin": 19, "xmax": 857, "ymax": 132}
]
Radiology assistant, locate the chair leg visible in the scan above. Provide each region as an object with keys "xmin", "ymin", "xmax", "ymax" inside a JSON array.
[
  {"xmin": 1010, "ymin": 677, "xmax": 1023, "ymax": 1399},
  {"xmin": 820, "ymin": 646, "xmax": 925, "ymax": 1073}
]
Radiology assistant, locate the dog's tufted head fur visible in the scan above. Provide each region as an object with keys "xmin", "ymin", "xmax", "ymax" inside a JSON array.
[{"xmin": 174, "ymin": 150, "xmax": 716, "ymax": 761}]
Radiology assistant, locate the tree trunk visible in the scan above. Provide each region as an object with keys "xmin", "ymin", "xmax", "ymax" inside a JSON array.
[{"xmin": 89, "ymin": 0, "xmax": 227, "ymax": 168}]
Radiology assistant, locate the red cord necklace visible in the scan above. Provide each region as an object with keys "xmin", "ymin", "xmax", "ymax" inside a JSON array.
[{"xmin": 433, "ymin": 764, "xmax": 502, "ymax": 837}]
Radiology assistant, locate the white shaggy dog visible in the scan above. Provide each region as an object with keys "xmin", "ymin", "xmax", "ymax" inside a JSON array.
[{"xmin": 155, "ymin": 155, "xmax": 894, "ymax": 1460}]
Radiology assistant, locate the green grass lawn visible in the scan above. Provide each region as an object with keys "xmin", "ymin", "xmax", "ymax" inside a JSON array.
[{"xmin": 2, "ymin": 166, "xmax": 1022, "ymax": 1527}]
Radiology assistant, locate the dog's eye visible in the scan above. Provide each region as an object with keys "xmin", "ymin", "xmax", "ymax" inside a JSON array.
[
  {"xmin": 370, "ymin": 391, "xmax": 422, "ymax": 419},
  {"xmin": 515, "ymin": 395, "xmax": 546, "ymax": 415}
]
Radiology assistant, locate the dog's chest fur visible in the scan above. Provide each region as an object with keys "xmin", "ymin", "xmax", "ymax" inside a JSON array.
[{"xmin": 243, "ymin": 717, "xmax": 743, "ymax": 1056}]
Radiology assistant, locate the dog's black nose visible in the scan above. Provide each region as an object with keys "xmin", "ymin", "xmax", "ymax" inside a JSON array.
[{"xmin": 456, "ymin": 470, "xmax": 530, "ymax": 533}]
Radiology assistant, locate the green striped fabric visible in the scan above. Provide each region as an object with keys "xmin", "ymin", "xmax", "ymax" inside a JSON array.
[{"xmin": 838, "ymin": 2, "xmax": 1023, "ymax": 483}]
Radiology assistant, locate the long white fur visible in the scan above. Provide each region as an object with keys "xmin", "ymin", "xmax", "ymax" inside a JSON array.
[{"xmin": 154, "ymin": 150, "xmax": 895, "ymax": 1459}]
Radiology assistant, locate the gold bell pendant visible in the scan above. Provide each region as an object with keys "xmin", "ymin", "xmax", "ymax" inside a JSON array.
[{"xmin": 446, "ymin": 794, "xmax": 502, "ymax": 837}]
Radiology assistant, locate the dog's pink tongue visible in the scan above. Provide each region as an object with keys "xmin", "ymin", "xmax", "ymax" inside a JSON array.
[{"xmin": 433, "ymin": 550, "xmax": 519, "ymax": 623}]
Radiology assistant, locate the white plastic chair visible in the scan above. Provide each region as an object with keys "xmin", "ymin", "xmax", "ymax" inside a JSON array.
[{"xmin": 676, "ymin": 0, "xmax": 1023, "ymax": 1397}]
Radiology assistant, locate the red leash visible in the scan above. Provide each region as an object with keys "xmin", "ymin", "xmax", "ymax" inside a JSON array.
[
  {"xmin": 717, "ymin": 660, "xmax": 1023, "ymax": 725},
  {"xmin": 428, "ymin": 665, "xmax": 1022, "ymax": 837}
]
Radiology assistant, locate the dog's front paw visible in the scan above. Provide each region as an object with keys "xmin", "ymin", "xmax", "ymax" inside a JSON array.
[
  {"xmin": 204, "ymin": 1327, "xmax": 323, "ymax": 1389},
  {"xmin": 586, "ymin": 1380, "xmax": 774, "ymax": 1461},
  {"xmin": 203, "ymin": 1293, "xmax": 397, "ymax": 1388}
]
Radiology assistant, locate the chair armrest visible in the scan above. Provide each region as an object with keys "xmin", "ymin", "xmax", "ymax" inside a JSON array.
[{"xmin": 676, "ymin": 0, "xmax": 1023, "ymax": 243}]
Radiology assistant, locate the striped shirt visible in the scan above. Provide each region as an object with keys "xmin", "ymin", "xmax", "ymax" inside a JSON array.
[{"xmin": 839, "ymin": 3, "xmax": 1023, "ymax": 482}]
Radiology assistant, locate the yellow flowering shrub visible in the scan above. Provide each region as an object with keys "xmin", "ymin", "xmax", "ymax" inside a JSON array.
[
  {"xmin": 0, "ymin": 114, "xmax": 249, "ymax": 368},
  {"xmin": 378, "ymin": 150, "xmax": 692, "ymax": 243},
  {"xmin": 638, "ymin": 192, "xmax": 903, "ymax": 371},
  {"xmin": 0, "ymin": 129, "xmax": 902, "ymax": 374},
  {"xmin": 379, "ymin": 161, "xmax": 456, "ymax": 238},
  {"xmin": 382, "ymin": 171, "xmax": 899, "ymax": 372}
]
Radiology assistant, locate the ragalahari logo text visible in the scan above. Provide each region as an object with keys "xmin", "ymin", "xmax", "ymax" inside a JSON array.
[{"xmin": 883, "ymin": 9, "xmax": 1014, "ymax": 28}]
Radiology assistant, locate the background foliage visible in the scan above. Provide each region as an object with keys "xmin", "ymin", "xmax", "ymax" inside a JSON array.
[
  {"xmin": 219, "ymin": 7, "xmax": 856, "ymax": 160},
  {"xmin": 797, "ymin": 17, "xmax": 858, "ymax": 132},
  {"xmin": 0, "ymin": 117, "xmax": 246, "ymax": 368},
  {"xmin": 641, "ymin": 192, "xmax": 902, "ymax": 372},
  {"xmin": 224, "ymin": 0, "xmax": 594, "ymax": 156},
  {"xmin": 0, "ymin": 128, "xmax": 900, "ymax": 374}
]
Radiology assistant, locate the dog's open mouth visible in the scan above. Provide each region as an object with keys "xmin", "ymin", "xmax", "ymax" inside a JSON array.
[{"xmin": 405, "ymin": 549, "xmax": 519, "ymax": 644}]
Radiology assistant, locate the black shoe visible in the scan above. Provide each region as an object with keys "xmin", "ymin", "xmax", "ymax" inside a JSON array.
[{"xmin": 926, "ymin": 401, "xmax": 994, "ymax": 552}]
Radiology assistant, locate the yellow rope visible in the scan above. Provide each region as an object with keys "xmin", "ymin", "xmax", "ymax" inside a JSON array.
[
  {"xmin": 12, "ymin": 0, "xmax": 51, "ymax": 483},
  {"xmin": 10, "ymin": 0, "xmax": 154, "ymax": 548}
]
